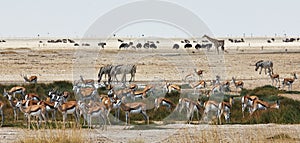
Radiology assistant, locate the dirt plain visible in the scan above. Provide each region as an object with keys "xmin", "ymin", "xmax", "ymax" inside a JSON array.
[{"xmin": 1, "ymin": 38, "xmax": 300, "ymax": 142}]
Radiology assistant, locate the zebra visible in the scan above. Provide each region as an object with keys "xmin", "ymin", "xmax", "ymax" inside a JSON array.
[
  {"xmin": 97, "ymin": 64, "xmax": 113, "ymax": 84},
  {"xmin": 109, "ymin": 64, "xmax": 137, "ymax": 83},
  {"xmin": 255, "ymin": 60, "xmax": 273, "ymax": 75}
]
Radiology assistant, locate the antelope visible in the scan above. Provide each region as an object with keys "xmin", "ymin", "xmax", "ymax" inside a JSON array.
[
  {"xmin": 54, "ymin": 100, "xmax": 80, "ymax": 128},
  {"xmin": 3, "ymin": 94, "xmax": 19, "ymax": 121},
  {"xmin": 211, "ymin": 80, "xmax": 231, "ymax": 95},
  {"xmin": 231, "ymin": 77, "xmax": 244, "ymax": 92},
  {"xmin": 154, "ymin": 97, "xmax": 175, "ymax": 111},
  {"xmin": 16, "ymin": 101, "xmax": 47, "ymax": 129},
  {"xmin": 165, "ymin": 82, "xmax": 181, "ymax": 93},
  {"xmin": 118, "ymin": 98, "xmax": 149, "ymax": 127},
  {"xmin": 3, "ymin": 86, "xmax": 26, "ymax": 99},
  {"xmin": 267, "ymin": 70, "xmax": 280, "ymax": 87},
  {"xmin": 0, "ymin": 101, "xmax": 4, "ymax": 126},
  {"xmin": 203, "ymin": 100, "xmax": 220, "ymax": 123},
  {"xmin": 176, "ymin": 98, "xmax": 202, "ymax": 124},
  {"xmin": 189, "ymin": 80, "xmax": 206, "ymax": 94},
  {"xmin": 73, "ymin": 86, "xmax": 97, "ymax": 102},
  {"xmin": 250, "ymin": 99, "xmax": 280, "ymax": 116},
  {"xmin": 282, "ymin": 72, "xmax": 297, "ymax": 91},
  {"xmin": 107, "ymin": 86, "xmax": 133, "ymax": 99},
  {"xmin": 184, "ymin": 69, "xmax": 204, "ymax": 81},
  {"xmin": 38, "ymin": 100, "xmax": 57, "ymax": 121},
  {"xmin": 79, "ymin": 75, "xmax": 95, "ymax": 87},
  {"xmin": 25, "ymin": 93, "xmax": 40, "ymax": 101},
  {"xmin": 130, "ymin": 85, "xmax": 153, "ymax": 100},
  {"xmin": 80, "ymin": 101, "xmax": 107, "ymax": 130},
  {"xmin": 241, "ymin": 95, "xmax": 259, "ymax": 118},
  {"xmin": 218, "ymin": 97, "xmax": 234, "ymax": 124},
  {"xmin": 21, "ymin": 74, "xmax": 37, "ymax": 83}
]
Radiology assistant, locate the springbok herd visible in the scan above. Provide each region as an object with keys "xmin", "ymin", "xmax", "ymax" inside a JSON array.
[{"xmin": 0, "ymin": 56, "xmax": 296, "ymax": 130}]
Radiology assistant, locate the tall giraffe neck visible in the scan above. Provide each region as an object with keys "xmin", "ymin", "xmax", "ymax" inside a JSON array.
[{"xmin": 204, "ymin": 35, "xmax": 218, "ymax": 42}]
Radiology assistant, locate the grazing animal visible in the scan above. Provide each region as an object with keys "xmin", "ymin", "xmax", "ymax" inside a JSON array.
[
  {"xmin": 16, "ymin": 101, "xmax": 47, "ymax": 129},
  {"xmin": 165, "ymin": 82, "xmax": 181, "ymax": 93},
  {"xmin": 202, "ymin": 35, "xmax": 225, "ymax": 54},
  {"xmin": 118, "ymin": 99, "xmax": 149, "ymax": 127},
  {"xmin": 54, "ymin": 100, "xmax": 79, "ymax": 128},
  {"xmin": 173, "ymin": 44, "xmax": 179, "ymax": 49},
  {"xmin": 282, "ymin": 72, "xmax": 297, "ymax": 91},
  {"xmin": 231, "ymin": 77, "xmax": 244, "ymax": 92},
  {"xmin": 176, "ymin": 98, "xmax": 202, "ymax": 124},
  {"xmin": 184, "ymin": 43, "xmax": 192, "ymax": 48},
  {"xmin": 241, "ymin": 95, "xmax": 259, "ymax": 118},
  {"xmin": 3, "ymin": 86, "xmax": 26, "ymax": 99},
  {"xmin": 21, "ymin": 74, "xmax": 37, "ymax": 83},
  {"xmin": 255, "ymin": 60, "xmax": 273, "ymax": 75},
  {"xmin": 154, "ymin": 97, "xmax": 175, "ymax": 111},
  {"xmin": 109, "ymin": 64, "xmax": 137, "ymax": 83},
  {"xmin": 218, "ymin": 97, "xmax": 234, "ymax": 124},
  {"xmin": 250, "ymin": 100, "xmax": 280, "ymax": 116},
  {"xmin": 267, "ymin": 70, "xmax": 280, "ymax": 87},
  {"xmin": 97, "ymin": 64, "xmax": 113, "ymax": 84},
  {"xmin": 0, "ymin": 101, "xmax": 4, "ymax": 126}
]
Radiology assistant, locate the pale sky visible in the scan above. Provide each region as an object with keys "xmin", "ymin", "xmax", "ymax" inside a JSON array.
[{"xmin": 0, "ymin": 0, "xmax": 299, "ymax": 38}]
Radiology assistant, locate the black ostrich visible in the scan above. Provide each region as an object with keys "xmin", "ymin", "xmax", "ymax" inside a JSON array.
[
  {"xmin": 136, "ymin": 43, "xmax": 142, "ymax": 48},
  {"xmin": 184, "ymin": 43, "xmax": 192, "ymax": 48},
  {"xmin": 195, "ymin": 44, "xmax": 202, "ymax": 49},
  {"xmin": 150, "ymin": 43, "xmax": 157, "ymax": 49},
  {"xmin": 173, "ymin": 44, "xmax": 179, "ymax": 49},
  {"xmin": 143, "ymin": 43, "xmax": 150, "ymax": 48}
]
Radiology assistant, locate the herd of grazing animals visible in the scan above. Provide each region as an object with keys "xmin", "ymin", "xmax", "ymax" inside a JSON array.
[{"xmin": 0, "ymin": 37, "xmax": 295, "ymax": 129}]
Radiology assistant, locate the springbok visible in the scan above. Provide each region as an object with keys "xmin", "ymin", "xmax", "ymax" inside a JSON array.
[
  {"xmin": 130, "ymin": 85, "xmax": 153, "ymax": 100},
  {"xmin": 3, "ymin": 94, "xmax": 19, "ymax": 121},
  {"xmin": 25, "ymin": 93, "xmax": 40, "ymax": 101},
  {"xmin": 267, "ymin": 70, "xmax": 280, "ymax": 87},
  {"xmin": 218, "ymin": 97, "xmax": 234, "ymax": 124},
  {"xmin": 211, "ymin": 80, "xmax": 231, "ymax": 95},
  {"xmin": 21, "ymin": 74, "xmax": 37, "ymax": 83},
  {"xmin": 3, "ymin": 86, "xmax": 26, "ymax": 99},
  {"xmin": 250, "ymin": 99, "xmax": 280, "ymax": 116},
  {"xmin": 189, "ymin": 80, "xmax": 206, "ymax": 94},
  {"xmin": 282, "ymin": 72, "xmax": 297, "ymax": 91},
  {"xmin": 185, "ymin": 69, "xmax": 204, "ymax": 81},
  {"xmin": 0, "ymin": 101, "xmax": 4, "ymax": 126},
  {"xmin": 73, "ymin": 86, "xmax": 97, "ymax": 102},
  {"xmin": 16, "ymin": 101, "xmax": 47, "ymax": 129},
  {"xmin": 54, "ymin": 100, "xmax": 79, "ymax": 128},
  {"xmin": 79, "ymin": 75, "xmax": 95, "ymax": 87},
  {"xmin": 241, "ymin": 95, "xmax": 259, "ymax": 118},
  {"xmin": 203, "ymin": 100, "xmax": 220, "ymax": 123},
  {"xmin": 84, "ymin": 101, "xmax": 107, "ymax": 130},
  {"xmin": 154, "ymin": 97, "xmax": 175, "ymax": 111},
  {"xmin": 165, "ymin": 82, "xmax": 181, "ymax": 93},
  {"xmin": 176, "ymin": 98, "xmax": 202, "ymax": 124},
  {"xmin": 38, "ymin": 100, "xmax": 57, "ymax": 122},
  {"xmin": 118, "ymin": 98, "xmax": 149, "ymax": 127},
  {"xmin": 231, "ymin": 77, "xmax": 244, "ymax": 92}
]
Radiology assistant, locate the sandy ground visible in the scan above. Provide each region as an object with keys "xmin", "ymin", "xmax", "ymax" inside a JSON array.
[{"xmin": 1, "ymin": 37, "xmax": 300, "ymax": 142}]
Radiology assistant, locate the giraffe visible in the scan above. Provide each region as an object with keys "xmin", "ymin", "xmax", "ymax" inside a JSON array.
[{"xmin": 202, "ymin": 35, "xmax": 225, "ymax": 54}]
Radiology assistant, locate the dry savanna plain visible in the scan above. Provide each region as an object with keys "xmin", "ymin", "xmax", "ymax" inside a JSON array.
[{"xmin": 1, "ymin": 37, "xmax": 300, "ymax": 142}]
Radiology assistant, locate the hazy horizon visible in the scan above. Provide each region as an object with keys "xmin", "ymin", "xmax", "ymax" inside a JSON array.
[{"xmin": 1, "ymin": 0, "xmax": 300, "ymax": 38}]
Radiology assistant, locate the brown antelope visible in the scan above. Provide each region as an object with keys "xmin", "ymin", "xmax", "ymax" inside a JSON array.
[
  {"xmin": 165, "ymin": 82, "xmax": 181, "ymax": 93},
  {"xmin": 250, "ymin": 99, "xmax": 280, "ymax": 116},
  {"xmin": 154, "ymin": 97, "xmax": 175, "ymax": 111},
  {"xmin": 16, "ymin": 101, "xmax": 47, "ymax": 129},
  {"xmin": 0, "ymin": 101, "xmax": 4, "ymax": 126},
  {"xmin": 21, "ymin": 74, "xmax": 37, "ymax": 83},
  {"xmin": 176, "ymin": 98, "xmax": 202, "ymax": 124},
  {"xmin": 203, "ymin": 100, "xmax": 220, "ymax": 123},
  {"xmin": 218, "ymin": 97, "xmax": 234, "ymax": 124},
  {"xmin": 118, "ymin": 98, "xmax": 149, "ymax": 127},
  {"xmin": 3, "ymin": 86, "xmax": 26, "ymax": 99},
  {"xmin": 73, "ymin": 85, "xmax": 97, "ymax": 102},
  {"xmin": 231, "ymin": 77, "xmax": 244, "ymax": 92},
  {"xmin": 54, "ymin": 100, "xmax": 79, "ymax": 128},
  {"xmin": 38, "ymin": 100, "xmax": 57, "ymax": 121},
  {"xmin": 282, "ymin": 72, "xmax": 297, "ymax": 91},
  {"xmin": 267, "ymin": 70, "xmax": 280, "ymax": 87},
  {"xmin": 241, "ymin": 95, "xmax": 259, "ymax": 118},
  {"xmin": 79, "ymin": 75, "xmax": 95, "ymax": 87},
  {"xmin": 85, "ymin": 101, "xmax": 107, "ymax": 130},
  {"xmin": 185, "ymin": 69, "xmax": 204, "ymax": 81},
  {"xmin": 189, "ymin": 80, "xmax": 206, "ymax": 94},
  {"xmin": 211, "ymin": 80, "xmax": 231, "ymax": 95},
  {"xmin": 25, "ymin": 93, "xmax": 40, "ymax": 101},
  {"xmin": 130, "ymin": 85, "xmax": 153, "ymax": 100},
  {"xmin": 3, "ymin": 94, "xmax": 19, "ymax": 121}
]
